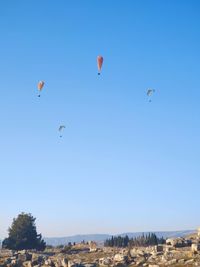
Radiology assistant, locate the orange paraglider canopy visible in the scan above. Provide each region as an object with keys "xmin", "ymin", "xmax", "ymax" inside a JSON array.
[
  {"xmin": 97, "ymin": 56, "xmax": 103, "ymax": 75},
  {"xmin": 37, "ymin": 81, "xmax": 44, "ymax": 97}
]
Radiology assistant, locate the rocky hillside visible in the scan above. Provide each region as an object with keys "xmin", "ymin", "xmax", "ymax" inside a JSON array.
[{"xmin": 1, "ymin": 238, "xmax": 200, "ymax": 267}]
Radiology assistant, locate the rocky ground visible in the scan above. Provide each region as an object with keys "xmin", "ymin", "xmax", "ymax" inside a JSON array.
[{"xmin": 1, "ymin": 239, "xmax": 200, "ymax": 267}]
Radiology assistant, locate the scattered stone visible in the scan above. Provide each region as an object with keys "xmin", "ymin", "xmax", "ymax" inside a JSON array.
[
  {"xmin": 185, "ymin": 259, "xmax": 194, "ymax": 265},
  {"xmin": 129, "ymin": 249, "xmax": 137, "ymax": 258},
  {"xmin": 0, "ymin": 250, "xmax": 14, "ymax": 258},
  {"xmin": 178, "ymin": 259, "xmax": 185, "ymax": 264},
  {"xmin": 165, "ymin": 259, "xmax": 177, "ymax": 266},
  {"xmin": 83, "ymin": 264, "xmax": 96, "ymax": 267},
  {"xmin": 99, "ymin": 257, "xmax": 112, "ymax": 266},
  {"xmin": 114, "ymin": 254, "xmax": 126, "ymax": 262},
  {"xmin": 88, "ymin": 242, "xmax": 97, "ymax": 253},
  {"xmin": 2, "ymin": 239, "xmax": 200, "ymax": 267},
  {"xmin": 136, "ymin": 257, "xmax": 146, "ymax": 266},
  {"xmin": 191, "ymin": 243, "xmax": 200, "ymax": 253}
]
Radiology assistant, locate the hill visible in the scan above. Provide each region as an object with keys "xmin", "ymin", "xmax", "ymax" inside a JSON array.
[{"xmin": 44, "ymin": 230, "xmax": 196, "ymax": 246}]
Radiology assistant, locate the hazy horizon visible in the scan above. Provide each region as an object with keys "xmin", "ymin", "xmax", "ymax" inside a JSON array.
[
  {"xmin": 1, "ymin": 0, "xmax": 200, "ymax": 238},
  {"xmin": 0, "ymin": 225, "xmax": 196, "ymax": 240}
]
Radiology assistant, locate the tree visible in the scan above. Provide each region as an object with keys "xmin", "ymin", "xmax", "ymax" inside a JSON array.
[
  {"xmin": 104, "ymin": 233, "xmax": 165, "ymax": 248},
  {"xmin": 2, "ymin": 212, "xmax": 46, "ymax": 251}
]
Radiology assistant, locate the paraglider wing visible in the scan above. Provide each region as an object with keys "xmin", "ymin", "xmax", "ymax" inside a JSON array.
[
  {"xmin": 37, "ymin": 81, "xmax": 44, "ymax": 97},
  {"xmin": 58, "ymin": 125, "xmax": 66, "ymax": 138},
  {"xmin": 147, "ymin": 89, "xmax": 155, "ymax": 96},
  {"xmin": 59, "ymin": 125, "xmax": 66, "ymax": 132},
  {"xmin": 97, "ymin": 56, "xmax": 103, "ymax": 75},
  {"xmin": 38, "ymin": 81, "xmax": 44, "ymax": 91},
  {"xmin": 146, "ymin": 88, "xmax": 155, "ymax": 102}
]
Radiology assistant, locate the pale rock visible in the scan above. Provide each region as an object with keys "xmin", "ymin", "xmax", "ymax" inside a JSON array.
[
  {"xmin": 136, "ymin": 257, "xmax": 146, "ymax": 266},
  {"xmin": 113, "ymin": 254, "xmax": 126, "ymax": 262},
  {"xmin": 99, "ymin": 257, "xmax": 112, "ymax": 266},
  {"xmin": 178, "ymin": 259, "xmax": 185, "ymax": 264},
  {"xmin": 185, "ymin": 259, "xmax": 194, "ymax": 265},
  {"xmin": 191, "ymin": 243, "xmax": 200, "ymax": 253},
  {"xmin": 61, "ymin": 258, "xmax": 68, "ymax": 267},
  {"xmin": 129, "ymin": 249, "xmax": 137, "ymax": 258},
  {"xmin": 165, "ymin": 259, "xmax": 177, "ymax": 266}
]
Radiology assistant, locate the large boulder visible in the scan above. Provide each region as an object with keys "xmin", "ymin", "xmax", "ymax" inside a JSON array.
[
  {"xmin": 185, "ymin": 259, "xmax": 194, "ymax": 265},
  {"xmin": 113, "ymin": 254, "xmax": 127, "ymax": 262},
  {"xmin": 129, "ymin": 249, "xmax": 146, "ymax": 258},
  {"xmin": 129, "ymin": 249, "xmax": 137, "ymax": 258},
  {"xmin": 191, "ymin": 243, "xmax": 200, "ymax": 253},
  {"xmin": 99, "ymin": 258, "xmax": 112, "ymax": 266},
  {"xmin": 88, "ymin": 241, "xmax": 97, "ymax": 253}
]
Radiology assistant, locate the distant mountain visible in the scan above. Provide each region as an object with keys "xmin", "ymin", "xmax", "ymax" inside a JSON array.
[
  {"xmin": 120, "ymin": 230, "xmax": 195, "ymax": 239},
  {"xmin": 44, "ymin": 230, "xmax": 196, "ymax": 246},
  {"xmin": 44, "ymin": 234, "xmax": 109, "ymax": 246}
]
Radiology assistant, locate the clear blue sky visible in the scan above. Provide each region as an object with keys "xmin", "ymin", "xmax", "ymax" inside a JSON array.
[{"xmin": 0, "ymin": 0, "xmax": 200, "ymax": 238}]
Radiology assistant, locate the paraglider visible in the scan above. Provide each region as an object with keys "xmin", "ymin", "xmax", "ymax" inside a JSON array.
[
  {"xmin": 37, "ymin": 81, "xmax": 45, "ymax": 97},
  {"xmin": 58, "ymin": 125, "xmax": 66, "ymax": 137},
  {"xmin": 147, "ymin": 88, "xmax": 155, "ymax": 102},
  {"xmin": 97, "ymin": 56, "xmax": 103, "ymax": 75}
]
